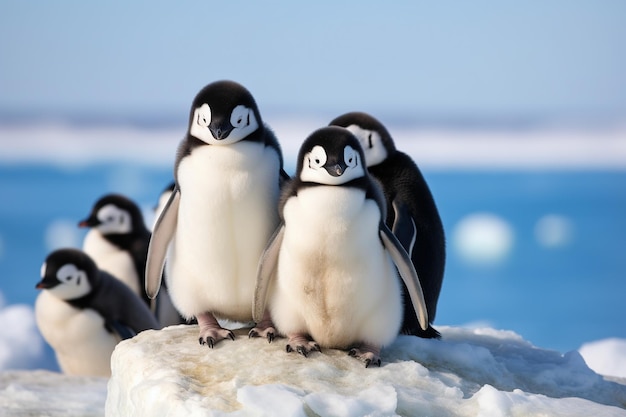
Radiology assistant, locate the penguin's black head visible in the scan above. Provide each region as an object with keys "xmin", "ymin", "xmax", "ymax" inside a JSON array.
[
  {"xmin": 37, "ymin": 249, "xmax": 98, "ymax": 301},
  {"xmin": 297, "ymin": 126, "xmax": 367, "ymax": 186},
  {"xmin": 78, "ymin": 194, "xmax": 145, "ymax": 236},
  {"xmin": 187, "ymin": 80, "xmax": 262, "ymax": 145},
  {"xmin": 329, "ymin": 112, "xmax": 396, "ymax": 167}
]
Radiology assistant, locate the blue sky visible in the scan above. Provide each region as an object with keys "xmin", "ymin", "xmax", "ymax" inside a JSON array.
[{"xmin": 1, "ymin": 1, "xmax": 625, "ymax": 123}]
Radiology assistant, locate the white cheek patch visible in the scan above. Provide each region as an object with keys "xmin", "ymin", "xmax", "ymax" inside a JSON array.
[
  {"xmin": 189, "ymin": 103, "xmax": 213, "ymax": 144},
  {"xmin": 40, "ymin": 262, "xmax": 47, "ymax": 279},
  {"xmin": 97, "ymin": 204, "xmax": 132, "ymax": 234},
  {"xmin": 345, "ymin": 125, "xmax": 387, "ymax": 167},
  {"xmin": 338, "ymin": 147, "xmax": 365, "ymax": 183},
  {"xmin": 344, "ymin": 146, "xmax": 358, "ymax": 168},
  {"xmin": 224, "ymin": 105, "xmax": 259, "ymax": 144},
  {"xmin": 307, "ymin": 146, "xmax": 327, "ymax": 169},
  {"xmin": 49, "ymin": 263, "xmax": 92, "ymax": 300},
  {"xmin": 300, "ymin": 146, "xmax": 328, "ymax": 184}
]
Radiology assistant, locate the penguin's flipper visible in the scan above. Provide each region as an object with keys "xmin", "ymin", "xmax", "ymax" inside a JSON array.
[
  {"xmin": 253, "ymin": 224, "xmax": 285, "ymax": 323},
  {"xmin": 391, "ymin": 199, "xmax": 417, "ymax": 256},
  {"xmin": 145, "ymin": 187, "xmax": 180, "ymax": 299},
  {"xmin": 379, "ymin": 224, "xmax": 428, "ymax": 331}
]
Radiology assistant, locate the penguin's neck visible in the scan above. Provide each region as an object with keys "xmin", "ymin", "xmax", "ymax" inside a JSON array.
[{"xmin": 65, "ymin": 285, "xmax": 98, "ymax": 310}]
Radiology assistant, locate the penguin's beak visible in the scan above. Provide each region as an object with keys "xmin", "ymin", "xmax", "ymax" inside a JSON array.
[
  {"xmin": 325, "ymin": 163, "xmax": 346, "ymax": 177},
  {"xmin": 35, "ymin": 280, "xmax": 53, "ymax": 290},
  {"xmin": 209, "ymin": 122, "xmax": 234, "ymax": 140},
  {"xmin": 78, "ymin": 217, "xmax": 99, "ymax": 228}
]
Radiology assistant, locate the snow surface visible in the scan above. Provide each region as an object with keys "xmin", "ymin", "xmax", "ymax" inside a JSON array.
[
  {"xmin": 0, "ymin": 370, "xmax": 107, "ymax": 417},
  {"xmin": 102, "ymin": 324, "xmax": 626, "ymax": 417}
]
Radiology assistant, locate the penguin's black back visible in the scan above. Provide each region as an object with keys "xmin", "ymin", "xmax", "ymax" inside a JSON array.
[
  {"xmin": 370, "ymin": 150, "xmax": 445, "ymax": 337},
  {"xmin": 69, "ymin": 270, "xmax": 159, "ymax": 336}
]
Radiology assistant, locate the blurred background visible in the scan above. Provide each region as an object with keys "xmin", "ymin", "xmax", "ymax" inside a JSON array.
[{"xmin": 1, "ymin": 1, "xmax": 625, "ymax": 371}]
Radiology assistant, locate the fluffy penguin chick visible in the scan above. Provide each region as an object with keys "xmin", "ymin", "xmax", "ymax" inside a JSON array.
[
  {"xmin": 146, "ymin": 80, "xmax": 288, "ymax": 347},
  {"xmin": 330, "ymin": 112, "xmax": 445, "ymax": 339},
  {"xmin": 79, "ymin": 193, "xmax": 151, "ymax": 305},
  {"xmin": 35, "ymin": 248, "xmax": 159, "ymax": 377},
  {"xmin": 254, "ymin": 126, "xmax": 428, "ymax": 367}
]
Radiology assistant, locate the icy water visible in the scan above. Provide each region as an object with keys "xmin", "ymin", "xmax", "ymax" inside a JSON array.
[{"xmin": 0, "ymin": 164, "xmax": 624, "ymax": 357}]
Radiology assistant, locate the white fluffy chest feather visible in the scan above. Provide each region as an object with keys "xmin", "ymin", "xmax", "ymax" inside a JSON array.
[
  {"xmin": 169, "ymin": 141, "xmax": 281, "ymax": 318},
  {"xmin": 282, "ymin": 186, "xmax": 381, "ymax": 256},
  {"xmin": 82, "ymin": 230, "xmax": 139, "ymax": 295},
  {"xmin": 35, "ymin": 291, "xmax": 120, "ymax": 377},
  {"xmin": 275, "ymin": 185, "xmax": 401, "ymax": 346},
  {"xmin": 279, "ymin": 186, "xmax": 389, "ymax": 300}
]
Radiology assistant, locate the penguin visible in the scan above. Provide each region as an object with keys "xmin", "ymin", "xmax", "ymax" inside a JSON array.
[
  {"xmin": 146, "ymin": 80, "xmax": 288, "ymax": 347},
  {"xmin": 35, "ymin": 248, "xmax": 160, "ymax": 377},
  {"xmin": 253, "ymin": 126, "xmax": 428, "ymax": 367},
  {"xmin": 79, "ymin": 193, "xmax": 150, "ymax": 305},
  {"xmin": 329, "ymin": 112, "xmax": 445, "ymax": 339}
]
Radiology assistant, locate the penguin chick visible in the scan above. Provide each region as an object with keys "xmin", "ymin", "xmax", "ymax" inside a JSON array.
[
  {"xmin": 330, "ymin": 112, "xmax": 445, "ymax": 339},
  {"xmin": 254, "ymin": 126, "xmax": 428, "ymax": 367},
  {"xmin": 79, "ymin": 193, "xmax": 151, "ymax": 305},
  {"xmin": 146, "ymin": 80, "xmax": 288, "ymax": 348},
  {"xmin": 35, "ymin": 248, "xmax": 160, "ymax": 376}
]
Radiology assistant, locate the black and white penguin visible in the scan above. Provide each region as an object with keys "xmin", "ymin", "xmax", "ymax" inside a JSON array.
[
  {"xmin": 146, "ymin": 80, "xmax": 288, "ymax": 347},
  {"xmin": 35, "ymin": 248, "xmax": 160, "ymax": 376},
  {"xmin": 253, "ymin": 126, "xmax": 428, "ymax": 367},
  {"xmin": 329, "ymin": 112, "xmax": 445, "ymax": 339},
  {"xmin": 79, "ymin": 193, "xmax": 151, "ymax": 305}
]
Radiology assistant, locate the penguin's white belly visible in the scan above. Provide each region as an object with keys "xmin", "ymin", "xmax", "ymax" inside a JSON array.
[
  {"xmin": 82, "ymin": 230, "xmax": 140, "ymax": 295},
  {"xmin": 168, "ymin": 142, "xmax": 280, "ymax": 321},
  {"xmin": 35, "ymin": 291, "xmax": 120, "ymax": 377},
  {"xmin": 273, "ymin": 186, "xmax": 402, "ymax": 349}
]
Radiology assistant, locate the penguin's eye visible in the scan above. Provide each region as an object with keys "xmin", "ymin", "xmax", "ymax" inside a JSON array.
[
  {"xmin": 195, "ymin": 103, "xmax": 211, "ymax": 128},
  {"xmin": 307, "ymin": 146, "xmax": 327, "ymax": 169},
  {"xmin": 367, "ymin": 133, "xmax": 373, "ymax": 148},
  {"xmin": 230, "ymin": 105, "xmax": 251, "ymax": 128},
  {"xmin": 344, "ymin": 146, "xmax": 358, "ymax": 168}
]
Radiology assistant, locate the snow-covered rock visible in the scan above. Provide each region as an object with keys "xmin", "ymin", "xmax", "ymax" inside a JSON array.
[{"xmin": 106, "ymin": 325, "xmax": 626, "ymax": 417}]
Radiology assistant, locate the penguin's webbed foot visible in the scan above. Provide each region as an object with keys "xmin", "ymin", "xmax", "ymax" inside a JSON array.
[
  {"xmin": 286, "ymin": 334, "xmax": 321, "ymax": 358},
  {"xmin": 348, "ymin": 343, "xmax": 382, "ymax": 368},
  {"xmin": 196, "ymin": 312, "xmax": 235, "ymax": 348},
  {"xmin": 248, "ymin": 326, "xmax": 276, "ymax": 343},
  {"xmin": 249, "ymin": 309, "xmax": 278, "ymax": 343}
]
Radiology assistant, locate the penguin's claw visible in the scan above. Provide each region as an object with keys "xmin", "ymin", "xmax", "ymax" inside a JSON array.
[
  {"xmin": 198, "ymin": 329, "xmax": 235, "ymax": 348},
  {"xmin": 248, "ymin": 326, "xmax": 277, "ymax": 343},
  {"xmin": 249, "ymin": 311, "xmax": 277, "ymax": 344},
  {"xmin": 348, "ymin": 344, "xmax": 382, "ymax": 368},
  {"xmin": 285, "ymin": 334, "xmax": 320, "ymax": 358},
  {"xmin": 196, "ymin": 313, "xmax": 235, "ymax": 348}
]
